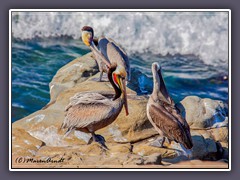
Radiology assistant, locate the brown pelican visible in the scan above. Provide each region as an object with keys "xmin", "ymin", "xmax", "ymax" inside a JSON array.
[
  {"xmin": 61, "ymin": 63, "xmax": 129, "ymax": 149},
  {"xmin": 81, "ymin": 26, "xmax": 130, "ymax": 82},
  {"xmin": 146, "ymin": 62, "xmax": 193, "ymax": 149}
]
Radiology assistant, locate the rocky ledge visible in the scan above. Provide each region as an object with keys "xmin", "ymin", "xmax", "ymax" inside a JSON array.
[{"xmin": 12, "ymin": 53, "xmax": 229, "ymax": 169}]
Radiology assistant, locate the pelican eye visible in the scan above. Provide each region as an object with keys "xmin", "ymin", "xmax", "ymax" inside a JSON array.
[
  {"xmin": 154, "ymin": 99, "xmax": 160, "ymax": 103},
  {"xmin": 121, "ymin": 75, "xmax": 126, "ymax": 79}
]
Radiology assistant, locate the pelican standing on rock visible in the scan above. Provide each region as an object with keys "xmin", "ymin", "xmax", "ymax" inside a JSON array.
[
  {"xmin": 146, "ymin": 62, "xmax": 193, "ymax": 150},
  {"xmin": 81, "ymin": 26, "xmax": 130, "ymax": 82},
  {"xmin": 61, "ymin": 62, "xmax": 129, "ymax": 149}
]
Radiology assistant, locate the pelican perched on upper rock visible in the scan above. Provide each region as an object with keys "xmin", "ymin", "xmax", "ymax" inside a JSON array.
[
  {"xmin": 146, "ymin": 62, "xmax": 193, "ymax": 150},
  {"xmin": 81, "ymin": 26, "xmax": 130, "ymax": 82},
  {"xmin": 61, "ymin": 62, "xmax": 129, "ymax": 149}
]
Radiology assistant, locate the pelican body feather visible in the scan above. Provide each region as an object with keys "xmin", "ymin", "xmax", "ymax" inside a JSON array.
[
  {"xmin": 62, "ymin": 92, "xmax": 123, "ymax": 133},
  {"xmin": 61, "ymin": 64, "xmax": 128, "ymax": 143},
  {"xmin": 147, "ymin": 63, "xmax": 193, "ymax": 149}
]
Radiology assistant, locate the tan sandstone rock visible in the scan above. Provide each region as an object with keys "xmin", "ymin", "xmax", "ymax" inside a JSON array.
[
  {"xmin": 12, "ymin": 53, "xmax": 229, "ymax": 168},
  {"xmin": 49, "ymin": 53, "xmax": 98, "ymax": 103},
  {"xmin": 177, "ymin": 96, "xmax": 228, "ymax": 129},
  {"xmin": 12, "ymin": 128, "xmax": 45, "ymax": 157}
]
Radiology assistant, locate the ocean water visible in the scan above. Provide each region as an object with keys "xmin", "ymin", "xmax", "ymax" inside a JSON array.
[{"xmin": 11, "ymin": 11, "xmax": 229, "ymax": 122}]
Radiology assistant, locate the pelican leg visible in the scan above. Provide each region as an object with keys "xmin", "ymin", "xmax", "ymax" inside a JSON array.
[
  {"xmin": 99, "ymin": 72, "xmax": 109, "ymax": 82},
  {"xmin": 90, "ymin": 71, "xmax": 103, "ymax": 82},
  {"xmin": 87, "ymin": 137, "xmax": 93, "ymax": 145},
  {"xmin": 149, "ymin": 136, "xmax": 166, "ymax": 148},
  {"xmin": 164, "ymin": 137, "xmax": 171, "ymax": 144},
  {"xmin": 90, "ymin": 132, "xmax": 109, "ymax": 150},
  {"xmin": 91, "ymin": 71, "xmax": 108, "ymax": 82},
  {"xmin": 179, "ymin": 143, "xmax": 193, "ymax": 159},
  {"xmin": 99, "ymin": 71, "xmax": 103, "ymax": 82}
]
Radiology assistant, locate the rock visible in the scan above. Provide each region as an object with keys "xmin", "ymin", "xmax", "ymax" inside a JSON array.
[
  {"xmin": 12, "ymin": 53, "xmax": 229, "ymax": 168},
  {"xmin": 210, "ymin": 127, "xmax": 228, "ymax": 142},
  {"xmin": 12, "ymin": 128, "xmax": 45, "ymax": 157},
  {"xmin": 13, "ymin": 141, "xmax": 161, "ymax": 168},
  {"xmin": 177, "ymin": 96, "xmax": 228, "ymax": 129},
  {"xmin": 162, "ymin": 155, "xmax": 189, "ymax": 164},
  {"xmin": 162, "ymin": 159, "xmax": 228, "ymax": 169},
  {"xmin": 222, "ymin": 147, "xmax": 229, "ymax": 160},
  {"xmin": 123, "ymin": 153, "xmax": 162, "ymax": 165},
  {"xmin": 31, "ymin": 142, "xmax": 132, "ymax": 166},
  {"xmin": 132, "ymin": 140, "xmax": 177, "ymax": 159},
  {"xmin": 205, "ymin": 138, "xmax": 217, "ymax": 154},
  {"xmin": 13, "ymin": 112, "xmax": 74, "ymax": 147},
  {"xmin": 188, "ymin": 128, "xmax": 229, "ymax": 160},
  {"xmin": 191, "ymin": 130, "xmax": 219, "ymax": 160},
  {"xmin": 191, "ymin": 135, "xmax": 207, "ymax": 159},
  {"xmin": 107, "ymin": 143, "xmax": 132, "ymax": 155},
  {"xmin": 49, "ymin": 53, "xmax": 98, "ymax": 103},
  {"xmin": 13, "ymin": 71, "xmax": 157, "ymax": 145},
  {"xmin": 142, "ymin": 153, "xmax": 162, "ymax": 165},
  {"xmin": 191, "ymin": 129, "xmax": 212, "ymax": 139}
]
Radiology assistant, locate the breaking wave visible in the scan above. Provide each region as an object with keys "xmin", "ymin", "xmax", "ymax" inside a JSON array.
[{"xmin": 12, "ymin": 11, "xmax": 228, "ymax": 67}]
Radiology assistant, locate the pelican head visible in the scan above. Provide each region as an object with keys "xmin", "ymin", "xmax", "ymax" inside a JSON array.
[
  {"xmin": 81, "ymin": 26, "xmax": 111, "ymax": 68},
  {"xmin": 152, "ymin": 62, "xmax": 162, "ymax": 90},
  {"xmin": 81, "ymin": 26, "xmax": 94, "ymax": 47},
  {"xmin": 152, "ymin": 62, "xmax": 161, "ymax": 76},
  {"xmin": 152, "ymin": 62, "xmax": 171, "ymax": 104},
  {"xmin": 114, "ymin": 65, "xmax": 127, "ymax": 79},
  {"xmin": 112, "ymin": 65, "xmax": 129, "ymax": 116}
]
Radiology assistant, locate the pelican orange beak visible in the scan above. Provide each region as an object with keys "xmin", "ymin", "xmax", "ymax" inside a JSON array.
[
  {"xmin": 122, "ymin": 78, "xmax": 129, "ymax": 116},
  {"xmin": 116, "ymin": 75, "xmax": 129, "ymax": 116}
]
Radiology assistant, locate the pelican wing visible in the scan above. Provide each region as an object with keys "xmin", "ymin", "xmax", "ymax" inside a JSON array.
[
  {"xmin": 106, "ymin": 42, "xmax": 125, "ymax": 66},
  {"xmin": 98, "ymin": 36, "xmax": 110, "ymax": 61},
  {"xmin": 149, "ymin": 102, "xmax": 193, "ymax": 149},
  {"xmin": 171, "ymin": 105, "xmax": 191, "ymax": 132},
  {"xmin": 98, "ymin": 37, "xmax": 130, "ymax": 81},
  {"xmin": 65, "ymin": 92, "xmax": 108, "ymax": 111},
  {"xmin": 108, "ymin": 38, "xmax": 129, "ymax": 62},
  {"xmin": 148, "ymin": 103, "xmax": 186, "ymax": 143},
  {"xmin": 62, "ymin": 93, "xmax": 114, "ymax": 130},
  {"xmin": 107, "ymin": 41, "xmax": 130, "ymax": 80}
]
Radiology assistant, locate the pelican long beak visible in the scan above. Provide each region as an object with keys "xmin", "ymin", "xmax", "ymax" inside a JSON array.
[
  {"xmin": 90, "ymin": 41, "xmax": 111, "ymax": 68},
  {"xmin": 119, "ymin": 78, "xmax": 129, "ymax": 116}
]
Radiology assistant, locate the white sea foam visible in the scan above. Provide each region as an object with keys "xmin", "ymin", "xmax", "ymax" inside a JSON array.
[{"xmin": 12, "ymin": 11, "xmax": 228, "ymax": 66}]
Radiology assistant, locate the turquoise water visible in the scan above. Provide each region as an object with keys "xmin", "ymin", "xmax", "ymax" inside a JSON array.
[{"xmin": 12, "ymin": 37, "xmax": 228, "ymax": 122}]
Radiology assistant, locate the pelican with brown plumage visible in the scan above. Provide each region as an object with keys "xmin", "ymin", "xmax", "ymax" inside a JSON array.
[
  {"xmin": 61, "ymin": 63, "xmax": 129, "ymax": 149},
  {"xmin": 146, "ymin": 62, "xmax": 193, "ymax": 150},
  {"xmin": 81, "ymin": 26, "xmax": 130, "ymax": 82}
]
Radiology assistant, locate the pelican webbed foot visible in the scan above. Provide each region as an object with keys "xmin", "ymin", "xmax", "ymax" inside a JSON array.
[
  {"xmin": 88, "ymin": 133, "xmax": 109, "ymax": 150},
  {"xmin": 149, "ymin": 136, "xmax": 167, "ymax": 148},
  {"xmin": 179, "ymin": 143, "xmax": 193, "ymax": 159}
]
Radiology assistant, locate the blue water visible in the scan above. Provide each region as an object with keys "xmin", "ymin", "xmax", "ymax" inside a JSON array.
[{"xmin": 12, "ymin": 37, "xmax": 228, "ymax": 122}]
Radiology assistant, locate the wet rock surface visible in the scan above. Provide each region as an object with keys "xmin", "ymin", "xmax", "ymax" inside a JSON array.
[
  {"xmin": 12, "ymin": 53, "xmax": 229, "ymax": 168},
  {"xmin": 177, "ymin": 96, "xmax": 228, "ymax": 129}
]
